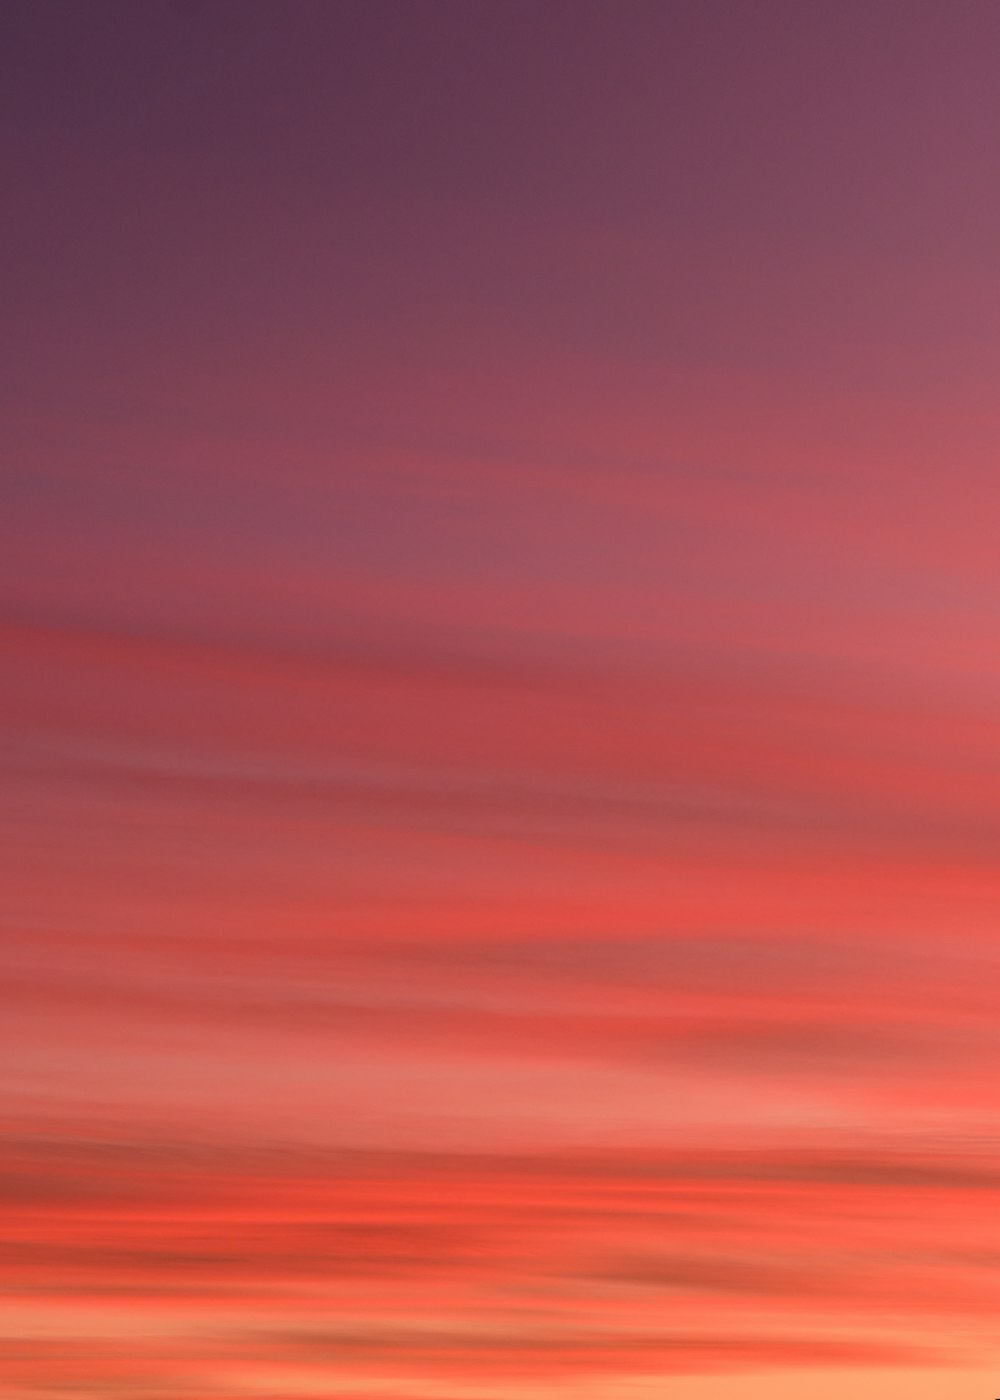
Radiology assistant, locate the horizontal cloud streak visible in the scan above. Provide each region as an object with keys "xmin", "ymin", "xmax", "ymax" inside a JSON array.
[{"xmin": 1, "ymin": 1134, "xmax": 995, "ymax": 1392}]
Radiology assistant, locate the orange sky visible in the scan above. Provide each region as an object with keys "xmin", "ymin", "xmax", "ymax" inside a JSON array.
[{"xmin": 3, "ymin": 2, "xmax": 1000, "ymax": 1396}]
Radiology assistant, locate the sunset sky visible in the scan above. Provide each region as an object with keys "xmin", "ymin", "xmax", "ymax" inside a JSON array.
[{"xmin": 4, "ymin": 2, "xmax": 1000, "ymax": 1396}]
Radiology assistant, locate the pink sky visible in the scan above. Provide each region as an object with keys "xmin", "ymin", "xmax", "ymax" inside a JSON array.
[{"xmin": 3, "ymin": 2, "xmax": 1000, "ymax": 1395}]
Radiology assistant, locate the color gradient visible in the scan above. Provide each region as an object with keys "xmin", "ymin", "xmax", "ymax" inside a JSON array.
[{"xmin": 3, "ymin": 2, "xmax": 1000, "ymax": 1397}]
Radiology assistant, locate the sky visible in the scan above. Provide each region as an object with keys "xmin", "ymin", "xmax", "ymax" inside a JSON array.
[{"xmin": 3, "ymin": 0, "xmax": 1000, "ymax": 1395}]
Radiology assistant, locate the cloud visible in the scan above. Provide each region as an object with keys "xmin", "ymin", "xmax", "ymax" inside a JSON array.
[{"xmin": 246, "ymin": 1325, "xmax": 947, "ymax": 1378}]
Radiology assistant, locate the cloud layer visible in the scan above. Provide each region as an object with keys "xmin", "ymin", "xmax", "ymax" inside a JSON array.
[{"xmin": 5, "ymin": 1, "xmax": 1000, "ymax": 1396}]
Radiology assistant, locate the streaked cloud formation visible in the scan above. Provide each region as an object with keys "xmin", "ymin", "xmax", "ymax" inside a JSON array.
[{"xmin": 3, "ymin": 1, "xmax": 1000, "ymax": 1395}]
